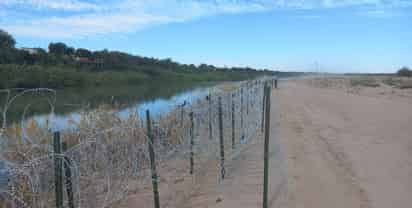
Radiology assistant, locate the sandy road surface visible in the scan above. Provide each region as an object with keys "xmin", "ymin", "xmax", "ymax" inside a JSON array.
[
  {"xmin": 277, "ymin": 79, "xmax": 412, "ymax": 208},
  {"xmin": 122, "ymin": 77, "xmax": 411, "ymax": 208}
]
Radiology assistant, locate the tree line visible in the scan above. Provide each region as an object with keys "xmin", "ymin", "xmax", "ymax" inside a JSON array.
[{"xmin": 1, "ymin": 29, "xmax": 275, "ymax": 88}]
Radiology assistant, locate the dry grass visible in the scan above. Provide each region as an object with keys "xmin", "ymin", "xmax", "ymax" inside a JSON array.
[
  {"xmin": 380, "ymin": 77, "xmax": 412, "ymax": 89},
  {"xmin": 349, "ymin": 77, "xmax": 380, "ymax": 88},
  {"xmin": 382, "ymin": 77, "xmax": 398, "ymax": 86},
  {"xmin": 0, "ymin": 80, "xmax": 266, "ymax": 208},
  {"xmin": 1, "ymin": 93, "xmax": 195, "ymax": 208},
  {"xmin": 307, "ymin": 76, "xmax": 412, "ymax": 91}
]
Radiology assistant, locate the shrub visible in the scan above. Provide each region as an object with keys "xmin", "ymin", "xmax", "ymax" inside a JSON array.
[
  {"xmin": 397, "ymin": 67, "xmax": 412, "ymax": 77},
  {"xmin": 350, "ymin": 77, "xmax": 380, "ymax": 88},
  {"xmin": 382, "ymin": 77, "xmax": 396, "ymax": 86}
]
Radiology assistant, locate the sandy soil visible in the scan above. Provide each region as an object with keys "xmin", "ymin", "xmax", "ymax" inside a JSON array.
[
  {"xmin": 122, "ymin": 76, "xmax": 411, "ymax": 208},
  {"xmin": 121, "ymin": 85, "xmax": 288, "ymax": 208},
  {"xmin": 122, "ymin": 132, "xmax": 287, "ymax": 208},
  {"xmin": 278, "ymin": 78, "xmax": 412, "ymax": 208}
]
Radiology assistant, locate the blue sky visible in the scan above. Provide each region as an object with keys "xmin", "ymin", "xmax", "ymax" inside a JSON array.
[{"xmin": 1, "ymin": 0, "xmax": 411, "ymax": 73}]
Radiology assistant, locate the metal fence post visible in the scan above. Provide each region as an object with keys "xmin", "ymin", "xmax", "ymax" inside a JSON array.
[
  {"xmin": 246, "ymin": 83, "xmax": 249, "ymax": 116},
  {"xmin": 240, "ymin": 87, "xmax": 245, "ymax": 142},
  {"xmin": 189, "ymin": 112, "xmax": 195, "ymax": 175},
  {"xmin": 261, "ymin": 84, "xmax": 266, "ymax": 132},
  {"xmin": 218, "ymin": 97, "xmax": 225, "ymax": 179},
  {"xmin": 231, "ymin": 93, "xmax": 235, "ymax": 149},
  {"xmin": 62, "ymin": 142, "xmax": 75, "ymax": 208},
  {"xmin": 53, "ymin": 131, "xmax": 63, "ymax": 208},
  {"xmin": 146, "ymin": 110, "xmax": 160, "ymax": 208},
  {"xmin": 263, "ymin": 83, "xmax": 271, "ymax": 208},
  {"xmin": 208, "ymin": 94, "xmax": 213, "ymax": 140},
  {"xmin": 180, "ymin": 100, "xmax": 186, "ymax": 127}
]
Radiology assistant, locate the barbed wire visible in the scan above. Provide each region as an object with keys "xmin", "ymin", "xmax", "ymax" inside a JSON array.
[{"xmin": 0, "ymin": 79, "xmax": 284, "ymax": 208}]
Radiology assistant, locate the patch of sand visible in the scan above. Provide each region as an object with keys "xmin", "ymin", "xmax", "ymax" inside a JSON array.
[
  {"xmin": 122, "ymin": 77, "xmax": 412, "ymax": 208},
  {"xmin": 278, "ymin": 78, "xmax": 412, "ymax": 208}
]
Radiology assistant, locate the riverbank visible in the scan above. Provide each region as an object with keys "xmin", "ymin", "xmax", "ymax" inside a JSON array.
[{"xmin": 0, "ymin": 64, "xmax": 269, "ymax": 89}]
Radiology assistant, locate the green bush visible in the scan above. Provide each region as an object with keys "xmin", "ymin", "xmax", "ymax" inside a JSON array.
[{"xmin": 397, "ymin": 67, "xmax": 412, "ymax": 77}]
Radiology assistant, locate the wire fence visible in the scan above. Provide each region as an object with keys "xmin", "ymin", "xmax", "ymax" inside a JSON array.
[{"xmin": 0, "ymin": 78, "xmax": 286, "ymax": 208}]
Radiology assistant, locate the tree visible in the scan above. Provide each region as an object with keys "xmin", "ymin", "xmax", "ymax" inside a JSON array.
[
  {"xmin": 32, "ymin": 48, "xmax": 48, "ymax": 64},
  {"xmin": 66, "ymin": 47, "xmax": 75, "ymax": 56},
  {"xmin": 48, "ymin": 42, "xmax": 68, "ymax": 56},
  {"xmin": 0, "ymin": 29, "xmax": 16, "ymax": 49},
  {"xmin": 34, "ymin": 48, "xmax": 47, "ymax": 56},
  {"xmin": 75, "ymin": 48, "xmax": 92, "ymax": 58},
  {"xmin": 18, "ymin": 50, "xmax": 36, "ymax": 64},
  {"xmin": 0, "ymin": 29, "xmax": 17, "ymax": 64},
  {"xmin": 0, "ymin": 49, "xmax": 16, "ymax": 64},
  {"xmin": 397, "ymin": 67, "xmax": 412, "ymax": 77}
]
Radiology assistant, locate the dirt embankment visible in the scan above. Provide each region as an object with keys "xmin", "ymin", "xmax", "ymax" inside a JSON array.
[{"xmin": 277, "ymin": 77, "xmax": 412, "ymax": 208}]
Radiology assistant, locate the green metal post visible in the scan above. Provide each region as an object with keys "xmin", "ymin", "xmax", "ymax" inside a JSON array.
[
  {"xmin": 146, "ymin": 110, "xmax": 160, "ymax": 208},
  {"xmin": 261, "ymin": 84, "xmax": 266, "ymax": 133},
  {"xmin": 231, "ymin": 93, "xmax": 235, "ymax": 149},
  {"xmin": 62, "ymin": 142, "xmax": 75, "ymax": 208},
  {"xmin": 53, "ymin": 131, "xmax": 63, "ymax": 208},
  {"xmin": 246, "ymin": 83, "xmax": 249, "ymax": 116},
  {"xmin": 240, "ymin": 87, "xmax": 245, "ymax": 141},
  {"xmin": 218, "ymin": 97, "xmax": 225, "ymax": 179},
  {"xmin": 263, "ymin": 84, "xmax": 271, "ymax": 208},
  {"xmin": 189, "ymin": 112, "xmax": 194, "ymax": 175},
  {"xmin": 180, "ymin": 100, "xmax": 186, "ymax": 127},
  {"xmin": 208, "ymin": 94, "xmax": 213, "ymax": 140}
]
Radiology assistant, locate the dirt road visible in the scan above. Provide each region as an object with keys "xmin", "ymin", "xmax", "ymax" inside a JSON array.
[
  {"xmin": 277, "ymin": 79, "xmax": 412, "ymax": 208},
  {"xmin": 123, "ymin": 77, "xmax": 411, "ymax": 208}
]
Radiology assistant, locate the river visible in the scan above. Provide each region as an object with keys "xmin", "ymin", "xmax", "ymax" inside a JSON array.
[{"xmin": 3, "ymin": 81, "xmax": 221, "ymax": 131}]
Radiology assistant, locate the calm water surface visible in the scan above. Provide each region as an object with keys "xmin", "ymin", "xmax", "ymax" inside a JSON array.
[{"xmin": 22, "ymin": 83, "xmax": 220, "ymax": 131}]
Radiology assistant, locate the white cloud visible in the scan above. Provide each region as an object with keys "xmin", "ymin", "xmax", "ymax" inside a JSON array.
[
  {"xmin": 1, "ymin": 13, "xmax": 177, "ymax": 38},
  {"xmin": 0, "ymin": 0, "xmax": 100, "ymax": 11},
  {"xmin": 360, "ymin": 9, "xmax": 404, "ymax": 18},
  {"xmin": 1, "ymin": 0, "xmax": 272, "ymax": 38},
  {"xmin": 1, "ymin": 0, "xmax": 411, "ymax": 38}
]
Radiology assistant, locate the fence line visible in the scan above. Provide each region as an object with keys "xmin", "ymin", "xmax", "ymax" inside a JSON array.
[
  {"xmin": 263, "ymin": 82, "xmax": 272, "ymax": 208},
  {"xmin": 0, "ymin": 78, "xmax": 282, "ymax": 208}
]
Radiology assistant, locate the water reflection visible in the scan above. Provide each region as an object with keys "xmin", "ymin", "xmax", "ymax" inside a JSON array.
[{"xmin": 31, "ymin": 86, "xmax": 213, "ymax": 131}]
